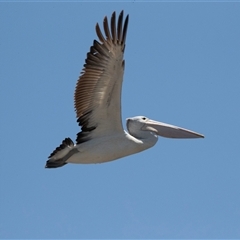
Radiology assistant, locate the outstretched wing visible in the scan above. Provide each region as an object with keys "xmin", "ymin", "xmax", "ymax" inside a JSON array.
[{"xmin": 74, "ymin": 11, "xmax": 129, "ymax": 144}]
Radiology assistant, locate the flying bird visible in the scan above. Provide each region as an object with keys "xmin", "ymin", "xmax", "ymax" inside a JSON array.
[{"xmin": 45, "ymin": 10, "xmax": 204, "ymax": 168}]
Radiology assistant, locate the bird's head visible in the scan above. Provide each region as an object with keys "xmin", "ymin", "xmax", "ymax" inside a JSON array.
[{"xmin": 127, "ymin": 116, "xmax": 204, "ymax": 139}]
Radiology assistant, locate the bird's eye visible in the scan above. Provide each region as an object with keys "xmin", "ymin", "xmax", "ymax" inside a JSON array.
[{"xmin": 142, "ymin": 117, "xmax": 146, "ymax": 120}]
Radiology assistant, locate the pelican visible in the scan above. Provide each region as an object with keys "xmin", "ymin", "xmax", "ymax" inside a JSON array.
[{"xmin": 45, "ymin": 10, "xmax": 204, "ymax": 168}]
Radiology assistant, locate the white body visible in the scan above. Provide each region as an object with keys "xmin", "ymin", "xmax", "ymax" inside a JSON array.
[{"xmin": 67, "ymin": 131, "xmax": 157, "ymax": 164}]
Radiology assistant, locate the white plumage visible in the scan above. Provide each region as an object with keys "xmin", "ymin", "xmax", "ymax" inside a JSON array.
[{"xmin": 45, "ymin": 11, "xmax": 203, "ymax": 168}]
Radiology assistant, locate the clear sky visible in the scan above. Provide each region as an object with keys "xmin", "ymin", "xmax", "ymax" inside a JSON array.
[{"xmin": 1, "ymin": 1, "xmax": 240, "ymax": 239}]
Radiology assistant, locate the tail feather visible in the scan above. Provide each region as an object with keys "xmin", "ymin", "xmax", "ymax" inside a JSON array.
[
  {"xmin": 45, "ymin": 138, "xmax": 74, "ymax": 168},
  {"xmin": 45, "ymin": 159, "xmax": 68, "ymax": 168}
]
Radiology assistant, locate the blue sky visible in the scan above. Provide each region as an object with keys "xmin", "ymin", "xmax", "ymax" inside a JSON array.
[{"xmin": 1, "ymin": 2, "xmax": 240, "ymax": 239}]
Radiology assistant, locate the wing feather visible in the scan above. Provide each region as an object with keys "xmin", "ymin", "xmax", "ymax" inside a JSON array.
[
  {"xmin": 117, "ymin": 11, "xmax": 123, "ymax": 43},
  {"xmin": 111, "ymin": 12, "xmax": 117, "ymax": 44},
  {"xmin": 74, "ymin": 11, "xmax": 129, "ymax": 143},
  {"xmin": 103, "ymin": 16, "xmax": 111, "ymax": 42}
]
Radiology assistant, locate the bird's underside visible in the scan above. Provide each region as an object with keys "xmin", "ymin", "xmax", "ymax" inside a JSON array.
[{"xmin": 45, "ymin": 131, "xmax": 155, "ymax": 168}]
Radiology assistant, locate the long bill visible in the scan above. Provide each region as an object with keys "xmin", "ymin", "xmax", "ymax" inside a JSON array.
[{"xmin": 143, "ymin": 119, "xmax": 204, "ymax": 138}]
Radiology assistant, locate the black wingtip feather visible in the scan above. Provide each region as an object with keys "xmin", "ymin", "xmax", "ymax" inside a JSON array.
[
  {"xmin": 48, "ymin": 138, "xmax": 74, "ymax": 159},
  {"xmin": 45, "ymin": 161, "xmax": 67, "ymax": 169}
]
